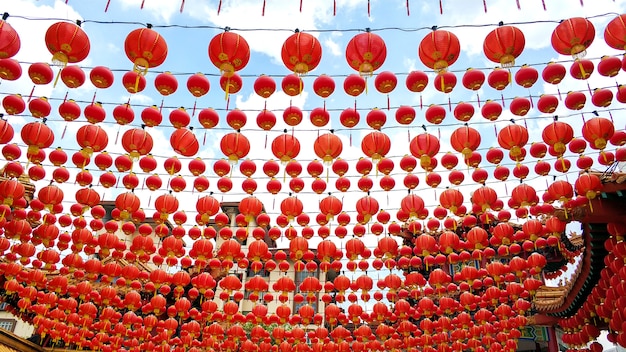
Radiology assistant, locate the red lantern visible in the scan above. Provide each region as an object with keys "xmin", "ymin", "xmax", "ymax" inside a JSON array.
[
  {"xmin": 419, "ymin": 30, "xmax": 461, "ymax": 72},
  {"xmin": 2, "ymin": 94, "xmax": 25, "ymax": 115},
  {"xmin": 208, "ymin": 31, "xmax": 250, "ymax": 77},
  {"xmin": 605, "ymin": 14, "xmax": 626, "ymax": 50},
  {"xmin": 575, "ymin": 173, "xmax": 602, "ymax": 202},
  {"xmin": 187, "ymin": 72, "xmax": 210, "ymax": 97},
  {"xmin": 122, "ymin": 128, "xmax": 154, "ymax": 159},
  {"xmin": 256, "ymin": 109, "xmax": 276, "ymax": 130},
  {"xmin": 483, "ymin": 25, "xmax": 525, "ymax": 67},
  {"xmin": 254, "ymin": 75, "xmax": 276, "ymax": 98},
  {"xmin": 355, "ymin": 195, "xmax": 379, "ymax": 223},
  {"xmin": 281, "ymin": 31, "xmax": 322, "ymax": 74},
  {"xmin": 220, "ymin": 132, "xmax": 250, "ymax": 163},
  {"xmin": 591, "ymin": 88, "xmax": 613, "ymax": 108},
  {"xmin": 497, "ymin": 124, "xmax": 528, "ymax": 160},
  {"xmin": 597, "ymin": 55, "xmax": 622, "ymax": 77},
  {"xmin": 0, "ymin": 19, "xmax": 20, "ymax": 59},
  {"xmin": 45, "ymin": 21, "xmax": 90, "ymax": 66},
  {"xmin": 125, "ymin": 26, "xmax": 168, "ymax": 75},
  {"xmin": 564, "ymin": 91, "xmax": 586, "ymax": 110},
  {"xmin": 409, "ymin": 133, "xmax": 440, "ymax": 169},
  {"xmin": 345, "ymin": 31, "xmax": 387, "ymax": 75},
  {"xmin": 28, "ymin": 62, "xmax": 54, "ymax": 85},
  {"xmin": 462, "ymin": 68, "xmax": 485, "ymax": 90},
  {"xmin": 433, "ymin": 71, "xmax": 457, "ymax": 93},
  {"xmin": 537, "ymin": 94, "xmax": 559, "ymax": 114},
  {"xmin": 487, "ymin": 67, "xmax": 510, "ymax": 90},
  {"xmin": 569, "ymin": 59, "xmax": 594, "ymax": 80},
  {"xmin": 343, "ymin": 74, "xmax": 366, "ymax": 97},
  {"xmin": 60, "ymin": 65, "xmax": 85, "ymax": 88},
  {"xmin": 406, "ymin": 70, "xmax": 429, "ymax": 92},
  {"xmin": 170, "ymin": 128, "xmax": 199, "ymax": 157},
  {"xmin": 450, "ymin": 126, "xmax": 481, "ymax": 159},
  {"xmin": 154, "ymin": 71, "xmax": 178, "ymax": 96},
  {"xmin": 314, "ymin": 133, "xmax": 342, "ymax": 163},
  {"xmin": 112, "ymin": 103, "xmax": 134, "ymax": 125},
  {"xmin": 313, "ymin": 74, "xmax": 335, "ymax": 98},
  {"xmin": 510, "ymin": 96, "xmax": 531, "ymax": 116},
  {"xmin": 122, "ymin": 70, "xmax": 147, "ymax": 94},
  {"xmin": 582, "ymin": 117, "xmax": 614, "ymax": 150},
  {"xmin": 361, "ymin": 131, "xmax": 390, "ymax": 162},
  {"xmin": 76, "ymin": 124, "xmax": 108, "ymax": 157},
  {"xmin": 514, "ymin": 65, "xmax": 538, "ymax": 88},
  {"xmin": 375, "ymin": 71, "xmax": 397, "ymax": 94},
  {"xmin": 272, "ymin": 133, "xmax": 301, "ymax": 163},
  {"xmin": 89, "ymin": 66, "xmax": 114, "ymax": 89},
  {"xmin": 551, "ymin": 17, "xmax": 595, "ymax": 58},
  {"xmin": 0, "ymin": 58, "xmax": 21, "ymax": 80},
  {"xmin": 542, "ymin": 62, "xmax": 566, "ymax": 84},
  {"xmin": 21, "ymin": 121, "xmax": 54, "ymax": 154},
  {"xmin": 481, "ymin": 100, "xmax": 502, "ymax": 121}
]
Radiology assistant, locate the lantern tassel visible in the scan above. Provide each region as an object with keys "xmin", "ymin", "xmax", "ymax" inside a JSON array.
[
  {"xmin": 367, "ymin": 0, "xmax": 371, "ymax": 16},
  {"xmin": 542, "ymin": 0, "xmax": 546, "ymax": 9},
  {"xmin": 387, "ymin": 94, "xmax": 390, "ymax": 110},
  {"xmin": 501, "ymin": 93, "xmax": 505, "ymax": 108},
  {"xmin": 203, "ymin": 131, "xmax": 206, "ymax": 146},
  {"xmin": 477, "ymin": 93, "xmax": 481, "ymax": 107},
  {"xmin": 61, "ymin": 124, "xmax": 68, "ymax": 139},
  {"xmin": 105, "ymin": 0, "xmax": 111, "ymax": 11},
  {"xmin": 528, "ymin": 91, "xmax": 534, "ymax": 108},
  {"xmin": 439, "ymin": 0, "xmax": 443, "ymax": 14},
  {"xmin": 406, "ymin": 0, "xmax": 410, "ymax": 15},
  {"xmin": 448, "ymin": 96, "xmax": 452, "ymax": 111},
  {"xmin": 300, "ymin": 0, "xmax": 303, "ymax": 11},
  {"xmin": 191, "ymin": 100, "xmax": 197, "ymax": 117},
  {"xmin": 141, "ymin": 0, "xmax": 145, "ymax": 9},
  {"xmin": 557, "ymin": 86, "xmax": 562, "ymax": 100},
  {"xmin": 586, "ymin": 80, "xmax": 592, "ymax": 96},
  {"xmin": 27, "ymin": 85, "xmax": 35, "ymax": 102},
  {"xmin": 180, "ymin": 0, "xmax": 185, "ymax": 12},
  {"xmin": 420, "ymin": 94, "xmax": 423, "ymax": 109},
  {"xmin": 333, "ymin": 0, "xmax": 336, "ymax": 15},
  {"xmin": 483, "ymin": 0, "xmax": 487, "ymax": 12},
  {"xmin": 217, "ymin": 0, "xmax": 222, "ymax": 14},
  {"xmin": 116, "ymin": 126, "xmax": 121, "ymax": 145},
  {"xmin": 262, "ymin": 0, "xmax": 266, "ymax": 15},
  {"xmin": 515, "ymin": 0, "xmax": 520, "ymax": 9},
  {"xmin": 91, "ymin": 91, "xmax": 97, "ymax": 104}
]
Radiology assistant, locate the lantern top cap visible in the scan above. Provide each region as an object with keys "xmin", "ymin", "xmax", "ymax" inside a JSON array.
[{"xmin": 2, "ymin": 12, "xmax": 8, "ymax": 20}]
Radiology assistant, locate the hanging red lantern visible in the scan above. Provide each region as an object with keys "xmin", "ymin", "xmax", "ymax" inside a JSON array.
[
  {"xmin": 0, "ymin": 18, "xmax": 20, "ymax": 59},
  {"xmin": 253, "ymin": 75, "xmax": 276, "ymax": 98},
  {"xmin": 483, "ymin": 25, "xmax": 525, "ymax": 67},
  {"xmin": 272, "ymin": 133, "xmax": 301, "ymax": 163},
  {"xmin": 510, "ymin": 96, "xmax": 531, "ymax": 116},
  {"xmin": 497, "ymin": 124, "xmax": 528, "ymax": 160},
  {"xmin": 514, "ymin": 65, "xmax": 538, "ymax": 88},
  {"xmin": 170, "ymin": 128, "xmax": 199, "ymax": 157},
  {"xmin": 406, "ymin": 70, "xmax": 429, "ymax": 92},
  {"xmin": 125, "ymin": 25, "xmax": 167, "ymax": 76},
  {"xmin": 1, "ymin": 94, "xmax": 24, "ymax": 116},
  {"xmin": 344, "ymin": 74, "xmax": 366, "ymax": 97},
  {"xmin": 419, "ymin": 29, "xmax": 461, "ymax": 72},
  {"xmin": 537, "ymin": 94, "xmax": 559, "ymax": 114},
  {"xmin": 28, "ymin": 97, "xmax": 51, "ymax": 119},
  {"xmin": 283, "ymin": 106, "xmax": 303, "ymax": 126},
  {"xmin": 28, "ymin": 62, "xmax": 54, "ymax": 85},
  {"xmin": 425, "ymin": 104, "xmax": 446, "ymax": 125},
  {"xmin": 60, "ymin": 65, "xmax": 85, "ymax": 88},
  {"xmin": 281, "ymin": 31, "xmax": 322, "ymax": 74},
  {"xmin": 45, "ymin": 21, "xmax": 90, "ymax": 66},
  {"xmin": 574, "ymin": 173, "xmax": 602, "ymax": 203},
  {"xmin": 395, "ymin": 105, "xmax": 416, "ymax": 125},
  {"xmin": 225, "ymin": 109, "xmax": 246, "ymax": 129},
  {"xmin": 591, "ymin": 88, "xmax": 613, "ymax": 107},
  {"xmin": 433, "ymin": 71, "xmax": 457, "ymax": 93},
  {"xmin": 310, "ymin": 107, "xmax": 330, "ymax": 127},
  {"xmin": 122, "ymin": 70, "xmax": 147, "ymax": 94},
  {"xmin": 313, "ymin": 74, "xmax": 335, "ymax": 98},
  {"xmin": 256, "ymin": 109, "xmax": 276, "ymax": 130},
  {"xmin": 450, "ymin": 125, "xmax": 481, "ymax": 159},
  {"xmin": 198, "ymin": 108, "xmax": 219, "ymax": 129},
  {"xmin": 121, "ymin": 128, "xmax": 154, "ymax": 159},
  {"xmin": 220, "ymin": 132, "xmax": 250, "ymax": 163},
  {"xmin": 21, "ymin": 121, "xmax": 54, "ymax": 154},
  {"xmin": 154, "ymin": 71, "xmax": 178, "ymax": 96},
  {"xmin": 582, "ymin": 117, "xmax": 614, "ymax": 150},
  {"xmin": 551, "ymin": 17, "xmax": 595, "ymax": 58},
  {"xmin": 487, "ymin": 68, "xmax": 510, "ymax": 90},
  {"xmin": 361, "ymin": 131, "xmax": 390, "ymax": 162},
  {"xmin": 208, "ymin": 31, "xmax": 250, "ymax": 77},
  {"xmin": 564, "ymin": 91, "xmax": 586, "ymax": 110},
  {"xmin": 0, "ymin": 58, "xmax": 21, "ymax": 80},
  {"xmin": 375, "ymin": 70, "xmax": 397, "ymax": 94},
  {"xmin": 89, "ymin": 66, "xmax": 114, "ymax": 89},
  {"xmin": 314, "ymin": 133, "xmax": 342, "ymax": 163},
  {"xmin": 345, "ymin": 31, "xmax": 387, "ymax": 75},
  {"xmin": 542, "ymin": 62, "xmax": 566, "ymax": 84},
  {"xmin": 598, "ymin": 55, "xmax": 622, "ymax": 77},
  {"xmin": 355, "ymin": 195, "xmax": 379, "ymax": 223},
  {"xmin": 409, "ymin": 133, "xmax": 440, "ymax": 169},
  {"xmin": 282, "ymin": 74, "xmax": 303, "ymax": 96},
  {"xmin": 76, "ymin": 124, "xmax": 108, "ymax": 157},
  {"xmin": 220, "ymin": 72, "xmax": 243, "ymax": 95},
  {"xmin": 461, "ymin": 68, "xmax": 485, "ymax": 90},
  {"xmin": 605, "ymin": 14, "xmax": 626, "ymax": 50},
  {"xmin": 569, "ymin": 59, "xmax": 594, "ymax": 80},
  {"xmin": 186, "ymin": 72, "xmax": 210, "ymax": 97},
  {"xmin": 481, "ymin": 100, "xmax": 502, "ymax": 121},
  {"xmin": 453, "ymin": 102, "xmax": 474, "ymax": 122}
]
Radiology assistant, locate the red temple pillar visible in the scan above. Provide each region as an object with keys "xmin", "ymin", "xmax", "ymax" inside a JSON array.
[{"xmin": 547, "ymin": 326, "xmax": 559, "ymax": 352}]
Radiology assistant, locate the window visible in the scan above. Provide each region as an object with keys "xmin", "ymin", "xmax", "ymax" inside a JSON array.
[
  {"xmin": 0, "ymin": 319, "xmax": 16, "ymax": 332},
  {"xmin": 0, "ymin": 302, "xmax": 8, "ymax": 311},
  {"xmin": 246, "ymin": 266, "xmax": 269, "ymax": 278},
  {"xmin": 294, "ymin": 269, "xmax": 319, "ymax": 314}
]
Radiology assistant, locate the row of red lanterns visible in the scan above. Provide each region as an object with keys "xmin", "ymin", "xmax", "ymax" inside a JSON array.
[{"xmin": 1, "ymin": 14, "xmax": 626, "ymax": 90}]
